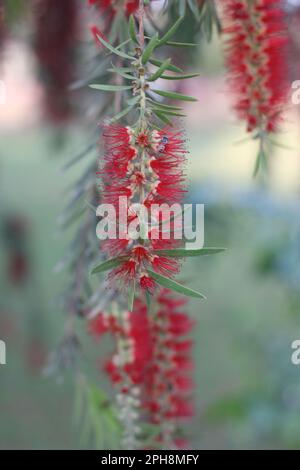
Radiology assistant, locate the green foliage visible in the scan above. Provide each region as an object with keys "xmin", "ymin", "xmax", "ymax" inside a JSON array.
[
  {"xmin": 74, "ymin": 376, "xmax": 121, "ymax": 449},
  {"xmin": 147, "ymin": 269, "xmax": 206, "ymax": 299},
  {"xmin": 91, "ymin": 257, "xmax": 128, "ymax": 275},
  {"xmin": 154, "ymin": 248, "xmax": 226, "ymax": 258},
  {"xmin": 151, "ymin": 89, "xmax": 198, "ymax": 102}
]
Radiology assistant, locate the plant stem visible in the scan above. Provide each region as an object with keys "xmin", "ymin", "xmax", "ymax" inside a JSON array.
[{"xmin": 138, "ymin": 0, "xmax": 145, "ymax": 48}]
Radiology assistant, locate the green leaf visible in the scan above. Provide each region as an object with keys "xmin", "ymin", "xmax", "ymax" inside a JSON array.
[
  {"xmin": 145, "ymin": 291, "xmax": 152, "ymax": 313},
  {"xmin": 148, "ymin": 58, "xmax": 172, "ymax": 82},
  {"xmin": 127, "ymin": 95, "xmax": 140, "ymax": 106},
  {"xmin": 178, "ymin": 0, "xmax": 186, "ymax": 16},
  {"xmin": 109, "ymin": 64, "xmax": 136, "ymax": 80},
  {"xmin": 129, "ymin": 15, "xmax": 138, "ymax": 44},
  {"xmin": 253, "ymin": 145, "xmax": 268, "ymax": 178},
  {"xmin": 147, "ymin": 269, "xmax": 206, "ymax": 299},
  {"xmin": 152, "ymin": 89, "xmax": 197, "ymax": 102},
  {"xmin": 161, "ymin": 72, "xmax": 201, "ymax": 80},
  {"xmin": 91, "ymin": 257, "xmax": 127, "ymax": 275},
  {"xmin": 142, "ymin": 33, "xmax": 159, "ymax": 64},
  {"xmin": 187, "ymin": 0, "xmax": 201, "ymax": 18},
  {"xmin": 128, "ymin": 279, "xmax": 136, "ymax": 312},
  {"xmin": 158, "ymin": 16, "xmax": 184, "ymax": 46},
  {"xmin": 89, "ymin": 84, "xmax": 133, "ymax": 92},
  {"xmin": 96, "ymin": 34, "xmax": 134, "ymax": 60},
  {"xmin": 149, "ymin": 58, "xmax": 183, "ymax": 74},
  {"xmin": 148, "ymin": 99, "xmax": 182, "ymax": 111},
  {"xmin": 166, "ymin": 41, "xmax": 198, "ymax": 47},
  {"xmin": 153, "ymin": 248, "xmax": 226, "ymax": 257},
  {"xmin": 110, "ymin": 106, "xmax": 133, "ymax": 123},
  {"xmin": 152, "ymin": 110, "xmax": 173, "ymax": 126},
  {"xmin": 152, "ymin": 109, "xmax": 186, "ymax": 117}
]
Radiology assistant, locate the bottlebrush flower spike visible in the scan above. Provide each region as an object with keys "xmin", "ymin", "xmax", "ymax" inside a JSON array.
[
  {"xmin": 89, "ymin": 290, "xmax": 194, "ymax": 449},
  {"xmin": 223, "ymin": 0, "xmax": 289, "ymax": 172},
  {"xmin": 99, "ymin": 124, "xmax": 186, "ymax": 293},
  {"xmin": 89, "ymin": 302, "xmax": 153, "ymax": 449},
  {"xmin": 145, "ymin": 290, "xmax": 194, "ymax": 448}
]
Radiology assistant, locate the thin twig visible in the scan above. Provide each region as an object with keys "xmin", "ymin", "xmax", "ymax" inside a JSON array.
[{"xmin": 138, "ymin": 0, "xmax": 145, "ymax": 47}]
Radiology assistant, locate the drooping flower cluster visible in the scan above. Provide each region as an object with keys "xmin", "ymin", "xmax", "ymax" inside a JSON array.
[
  {"xmin": 145, "ymin": 289, "xmax": 194, "ymax": 448},
  {"xmin": 89, "ymin": 289, "xmax": 194, "ymax": 448},
  {"xmin": 34, "ymin": 0, "xmax": 78, "ymax": 122},
  {"xmin": 223, "ymin": 0, "xmax": 288, "ymax": 134},
  {"xmin": 99, "ymin": 124, "xmax": 187, "ymax": 292},
  {"xmin": 89, "ymin": 299, "xmax": 152, "ymax": 449}
]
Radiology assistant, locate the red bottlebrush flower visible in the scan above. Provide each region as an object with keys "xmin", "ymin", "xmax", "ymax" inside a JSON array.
[
  {"xmin": 139, "ymin": 274, "xmax": 156, "ymax": 293},
  {"xmin": 223, "ymin": 0, "xmax": 288, "ymax": 134},
  {"xmin": 144, "ymin": 289, "xmax": 194, "ymax": 446},
  {"xmin": 89, "ymin": 290, "xmax": 194, "ymax": 448},
  {"xmin": 88, "ymin": 312, "xmax": 110, "ymax": 337},
  {"xmin": 34, "ymin": 0, "xmax": 78, "ymax": 122},
  {"xmin": 99, "ymin": 124, "xmax": 187, "ymax": 291},
  {"xmin": 88, "ymin": 0, "xmax": 139, "ymax": 18}
]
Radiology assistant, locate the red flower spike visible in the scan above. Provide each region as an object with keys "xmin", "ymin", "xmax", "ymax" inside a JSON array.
[
  {"xmin": 223, "ymin": 0, "xmax": 288, "ymax": 134},
  {"xmin": 99, "ymin": 125, "xmax": 186, "ymax": 289}
]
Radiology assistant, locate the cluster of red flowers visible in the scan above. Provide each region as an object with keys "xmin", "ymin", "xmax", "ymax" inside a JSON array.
[
  {"xmin": 89, "ymin": 289, "xmax": 194, "ymax": 447},
  {"xmin": 145, "ymin": 291, "xmax": 194, "ymax": 437},
  {"xmin": 224, "ymin": 0, "xmax": 288, "ymax": 133},
  {"xmin": 34, "ymin": 0, "xmax": 78, "ymax": 122},
  {"xmin": 88, "ymin": 0, "xmax": 139, "ymax": 18},
  {"xmin": 99, "ymin": 124, "xmax": 187, "ymax": 292}
]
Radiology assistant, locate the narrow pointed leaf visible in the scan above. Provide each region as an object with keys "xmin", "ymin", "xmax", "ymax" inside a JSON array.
[
  {"xmin": 152, "ymin": 89, "xmax": 197, "ymax": 102},
  {"xmin": 127, "ymin": 95, "xmax": 140, "ymax": 106},
  {"xmin": 166, "ymin": 41, "xmax": 198, "ymax": 47},
  {"xmin": 148, "ymin": 99, "xmax": 182, "ymax": 111},
  {"xmin": 128, "ymin": 279, "xmax": 136, "ymax": 312},
  {"xmin": 109, "ymin": 64, "xmax": 136, "ymax": 80},
  {"xmin": 153, "ymin": 108, "xmax": 186, "ymax": 117},
  {"xmin": 152, "ymin": 110, "xmax": 173, "ymax": 125},
  {"xmin": 147, "ymin": 269, "xmax": 206, "ymax": 299},
  {"xmin": 142, "ymin": 33, "xmax": 159, "ymax": 64},
  {"xmin": 148, "ymin": 58, "xmax": 171, "ymax": 82},
  {"xmin": 153, "ymin": 248, "xmax": 226, "ymax": 258},
  {"xmin": 145, "ymin": 291, "xmax": 152, "ymax": 313},
  {"xmin": 150, "ymin": 58, "xmax": 183, "ymax": 73},
  {"xmin": 161, "ymin": 72, "xmax": 201, "ymax": 80},
  {"xmin": 158, "ymin": 16, "xmax": 184, "ymax": 46},
  {"xmin": 96, "ymin": 34, "xmax": 134, "ymax": 59},
  {"xmin": 91, "ymin": 257, "xmax": 127, "ymax": 275},
  {"xmin": 129, "ymin": 15, "xmax": 138, "ymax": 44},
  {"xmin": 90, "ymin": 84, "xmax": 133, "ymax": 91},
  {"xmin": 110, "ymin": 105, "xmax": 133, "ymax": 123}
]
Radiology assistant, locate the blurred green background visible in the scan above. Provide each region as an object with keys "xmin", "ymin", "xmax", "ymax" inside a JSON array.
[{"xmin": 1, "ymin": 0, "xmax": 300, "ymax": 450}]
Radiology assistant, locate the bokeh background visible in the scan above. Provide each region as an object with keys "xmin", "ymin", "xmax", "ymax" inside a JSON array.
[{"xmin": 1, "ymin": 0, "xmax": 300, "ymax": 449}]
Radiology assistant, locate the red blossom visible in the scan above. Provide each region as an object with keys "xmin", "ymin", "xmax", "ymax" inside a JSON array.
[
  {"xmin": 89, "ymin": 290, "xmax": 194, "ymax": 448},
  {"xmin": 99, "ymin": 124, "xmax": 186, "ymax": 291},
  {"xmin": 224, "ymin": 0, "xmax": 288, "ymax": 133}
]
